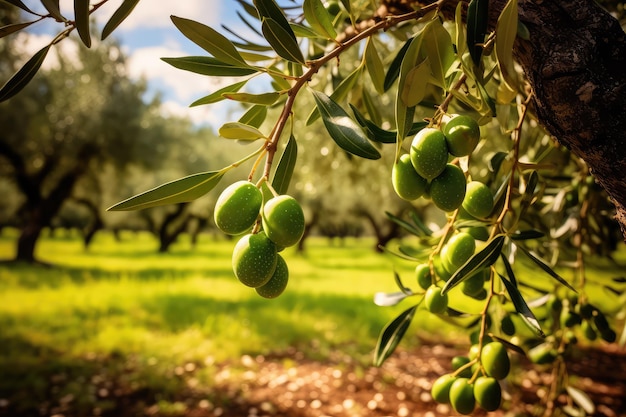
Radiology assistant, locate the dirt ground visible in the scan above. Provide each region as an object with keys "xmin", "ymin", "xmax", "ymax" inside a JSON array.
[{"xmin": 166, "ymin": 343, "xmax": 626, "ymax": 417}]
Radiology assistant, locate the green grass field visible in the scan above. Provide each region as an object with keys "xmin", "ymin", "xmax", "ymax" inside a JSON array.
[{"xmin": 0, "ymin": 229, "xmax": 624, "ymax": 416}]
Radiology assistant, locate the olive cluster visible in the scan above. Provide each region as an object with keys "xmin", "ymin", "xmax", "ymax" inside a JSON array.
[
  {"xmin": 213, "ymin": 181, "xmax": 305, "ymax": 298},
  {"xmin": 392, "ymin": 115, "xmax": 494, "ymax": 216},
  {"xmin": 431, "ymin": 341, "xmax": 510, "ymax": 414}
]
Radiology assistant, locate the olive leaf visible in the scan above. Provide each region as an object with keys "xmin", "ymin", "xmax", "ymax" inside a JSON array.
[
  {"xmin": 190, "ymin": 80, "xmax": 249, "ymax": 107},
  {"xmin": 41, "ymin": 0, "xmax": 65, "ymax": 21},
  {"xmin": 222, "ymin": 91, "xmax": 281, "ymax": 105},
  {"xmin": 365, "ymin": 37, "xmax": 385, "ymax": 94},
  {"xmin": 161, "ymin": 56, "xmax": 257, "ymax": 77},
  {"xmin": 384, "ymin": 37, "xmax": 414, "ymax": 91},
  {"xmin": 422, "ymin": 19, "xmax": 455, "ymax": 88},
  {"xmin": 238, "ymin": 105, "xmax": 268, "ymax": 128},
  {"xmin": 102, "ymin": 0, "xmax": 141, "ymax": 40},
  {"xmin": 374, "ymin": 291, "xmax": 412, "ymax": 307},
  {"xmin": 400, "ymin": 58, "xmax": 431, "ymax": 108},
  {"xmin": 498, "ymin": 273, "xmax": 545, "ymax": 337},
  {"xmin": 171, "ymin": 16, "xmax": 249, "ymax": 67},
  {"xmin": 74, "ymin": 0, "xmax": 91, "ymax": 47},
  {"xmin": 442, "ymin": 234, "xmax": 506, "ymax": 295},
  {"xmin": 307, "ymin": 66, "xmax": 363, "ymax": 125},
  {"xmin": 311, "ymin": 90, "xmax": 381, "ymax": 160},
  {"xmin": 261, "ymin": 18, "xmax": 306, "ymax": 64},
  {"xmin": 303, "ymin": 0, "xmax": 337, "ymax": 40},
  {"xmin": 466, "ymin": 0, "xmax": 489, "ymax": 66},
  {"xmin": 218, "ymin": 122, "xmax": 266, "ymax": 140},
  {"xmin": 0, "ymin": 44, "xmax": 51, "ymax": 102},
  {"xmin": 566, "ymin": 386, "xmax": 596, "ymax": 415},
  {"xmin": 495, "ymin": 0, "xmax": 518, "ymax": 87},
  {"xmin": 2, "ymin": 0, "xmax": 38, "ymax": 15},
  {"xmin": 0, "ymin": 20, "xmax": 36, "ymax": 38},
  {"xmin": 271, "ymin": 135, "xmax": 298, "ymax": 195},
  {"xmin": 517, "ymin": 245, "xmax": 577, "ymax": 292},
  {"xmin": 108, "ymin": 171, "xmax": 225, "ymax": 211},
  {"xmin": 374, "ymin": 304, "xmax": 418, "ymax": 366},
  {"xmin": 254, "ymin": 0, "xmax": 293, "ymax": 36}
]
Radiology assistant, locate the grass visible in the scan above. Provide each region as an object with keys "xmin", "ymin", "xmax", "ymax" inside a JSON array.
[{"xmin": 0, "ymin": 229, "xmax": 624, "ymax": 415}]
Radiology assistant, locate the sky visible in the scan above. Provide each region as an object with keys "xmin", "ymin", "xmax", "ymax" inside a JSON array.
[{"xmin": 18, "ymin": 0, "xmax": 256, "ymax": 127}]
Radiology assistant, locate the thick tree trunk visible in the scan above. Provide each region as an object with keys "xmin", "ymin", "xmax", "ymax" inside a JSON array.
[
  {"xmin": 158, "ymin": 203, "xmax": 190, "ymax": 253},
  {"xmin": 383, "ymin": 0, "xmax": 626, "ymax": 239},
  {"xmin": 16, "ymin": 214, "xmax": 43, "ymax": 263}
]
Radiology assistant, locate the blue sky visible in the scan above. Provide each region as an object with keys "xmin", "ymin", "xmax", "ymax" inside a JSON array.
[{"xmin": 21, "ymin": 0, "xmax": 254, "ymax": 127}]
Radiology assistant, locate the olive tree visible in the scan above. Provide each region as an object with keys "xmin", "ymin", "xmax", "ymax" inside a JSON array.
[{"xmin": 1, "ymin": 0, "xmax": 625, "ymax": 414}]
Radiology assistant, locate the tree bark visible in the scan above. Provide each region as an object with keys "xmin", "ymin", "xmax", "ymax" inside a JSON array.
[{"xmin": 383, "ymin": 0, "xmax": 626, "ymax": 239}]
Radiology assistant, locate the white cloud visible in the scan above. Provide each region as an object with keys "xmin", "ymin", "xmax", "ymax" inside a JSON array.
[{"xmin": 95, "ymin": 0, "xmax": 224, "ymax": 31}]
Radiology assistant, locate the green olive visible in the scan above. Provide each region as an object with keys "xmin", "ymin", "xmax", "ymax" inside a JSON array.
[
  {"xmin": 232, "ymin": 232, "xmax": 277, "ymax": 288},
  {"xmin": 410, "ymin": 128, "xmax": 448, "ymax": 180},
  {"xmin": 214, "ymin": 181, "xmax": 262, "ymax": 235},
  {"xmin": 430, "ymin": 164, "xmax": 467, "ymax": 212}
]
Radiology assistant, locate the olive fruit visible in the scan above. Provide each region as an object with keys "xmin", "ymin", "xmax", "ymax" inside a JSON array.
[
  {"xmin": 462, "ymin": 181, "xmax": 494, "ymax": 219},
  {"xmin": 561, "ymin": 309, "xmax": 582, "ymax": 328},
  {"xmin": 430, "ymin": 164, "xmax": 467, "ymax": 212},
  {"xmin": 461, "ymin": 271, "xmax": 486, "ymax": 297},
  {"xmin": 481, "ymin": 342, "xmax": 510, "ymax": 380},
  {"xmin": 256, "ymin": 254, "xmax": 289, "ymax": 299},
  {"xmin": 431, "ymin": 374, "xmax": 455, "ymax": 404},
  {"xmin": 262, "ymin": 195, "xmax": 305, "ymax": 248},
  {"xmin": 581, "ymin": 320, "xmax": 597, "ymax": 341},
  {"xmin": 433, "ymin": 256, "xmax": 452, "ymax": 282},
  {"xmin": 424, "ymin": 285, "xmax": 448, "ymax": 314},
  {"xmin": 442, "ymin": 232, "xmax": 476, "ymax": 272},
  {"xmin": 500, "ymin": 314, "xmax": 516, "ymax": 336},
  {"xmin": 473, "ymin": 376, "xmax": 501, "ymax": 411},
  {"xmin": 451, "ymin": 356, "xmax": 472, "ymax": 378},
  {"xmin": 232, "ymin": 232, "xmax": 277, "ymax": 288},
  {"xmin": 415, "ymin": 263, "xmax": 432, "ymax": 290},
  {"xmin": 392, "ymin": 153, "xmax": 428, "ymax": 200},
  {"xmin": 443, "ymin": 114, "xmax": 480, "ymax": 157},
  {"xmin": 600, "ymin": 328, "xmax": 617, "ymax": 343},
  {"xmin": 410, "ymin": 128, "xmax": 448, "ymax": 180},
  {"xmin": 214, "ymin": 181, "xmax": 262, "ymax": 235},
  {"xmin": 449, "ymin": 378, "xmax": 476, "ymax": 415}
]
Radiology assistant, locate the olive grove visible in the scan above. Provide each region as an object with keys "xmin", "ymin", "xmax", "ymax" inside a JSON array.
[{"xmin": 1, "ymin": 0, "xmax": 625, "ymax": 415}]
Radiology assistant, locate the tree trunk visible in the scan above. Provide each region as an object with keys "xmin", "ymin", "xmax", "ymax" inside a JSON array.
[
  {"xmin": 16, "ymin": 213, "xmax": 43, "ymax": 263},
  {"xmin": 158, "ymin": 203, "xmax": 190, "ymax": 253},
  {"xmin": 386, "ymin": 0, "xmax": 626, "ymax": 239}
]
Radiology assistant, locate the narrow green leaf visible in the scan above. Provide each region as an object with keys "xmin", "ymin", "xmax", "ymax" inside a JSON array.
[
  {"xmin": 339, "ymin": 0, "xmax": 350, "ymax": 13},
  {"xmin": 517, "ymin": 245, "xmax": 577, "ymax": 292},
  {"xmin": 374, "ymin": 305, "xmax": 418, "ymax": 366},
  {"xmin": 495, "ymin": 0, "xmax": 518, "ymax": 87},
  {"xmin": 442, "ymin": 234, "xmax": 505, "ymax": 295},
  {"xmin": 500, "ymin": 252, "xmax": 518, "ymax": 287},
  {"xmin": 161, "ymin": 56, "xmax": 257, "ymax": 77},
  {"xmin": 303, "ymin": 0, "xmax": 337, "ymax": 40},
  {"xmin": 41, "ymin": 0, "xmax": 65, "ymax": 21},
  {"xmin": 108, "ymin": 171, "xmax": 225, "ymax": 211},
  {"xmin": 374, "ymin": 291, "xmax": 411, "ymax": 307},
  {"xmin": 365, "ymin": 37, "xmax": 385, "ymax": 94},
  {"xmin": 171, "ymin": 16, "xmax": 248, "ymax": 67},
  {"xmin": 0, "ymin": 20, "xmax": 36, "ymax": 38},
  {"xmin": 409, "ymin": 211, "xmax": 433, "ymax": 236},
  {"xmin": 74, "ymin": 0, "xmax": 91, "ymax": 47},
  {"xmin": 423, "ymin": 19, "xmax": 455, "ymax": 88},
  {"xmin": 395, "ymin": 31, "xmax": 423, "ymax": 156},
  {"xmin": 566, "ymin": 387, "xmax": 595, "ymax": 415},
  {"xmin": 1, "ymin": 0, "xmax": 38, "ymax": 15},
  {"xmin": 290, "ymin": 23, "xmax": 321, "ymax": 39},
  {"xmin": 0, "ymin": 44, "xmax": 50, "ymax": 102},
  {"xmin": 271, "ymin": 135, "xmax": 298, "ymax": 195},
  {"xmin": 384, "ymin": 37, "xmax": 413, "ymax": 92},
  {"xmin": 218, "ymin": 122, "xmax": 266, "ymax": 140},
  {"xmin": 238, "ymin": 105, "xmax": 268, "ymax": 128},
  {"xmin": 223, "ymin": 91, "xmax": 281, "ymax": 105},
  {"xmin": 455, "ymin": 1, "xmax": 467, "ymax": 61},
  {"xmin": 306, "ymin": 66, "xmax": 362, "ymax": 125},
  {"xmin": 311, "ymin": 90, "xmax": 381, "ymax": 160},
  {"xmin": 400, "ymin": 59, "xmax": 431, "ymax": 107},
  {"xmin": 190, "ymin": 80, "xmax": 248, "ymax": 107},
  {"xmin": 262, "ymin": 18, "xmax": 306, "ymax": 64},
  {"xmin": 385, "ymin": 211, "xmax": 424, "ymax": 237},
  {"xmin": 101, "ymin": 0, "xmax": 141, "ymax": 40},
  {"xmin": 235, "ymin": 0, "xmax": 259, "ymax": 19},
  {"xmin": 253, "ymin": 0, "xmax": 293, "ymax": 37},
  {"xmin": 394, "ymin": 271, "xmax": 413, "ymax": 295},
  {"xmin": 350, "ymin": 104, "xmax": 396, "ymax": 144},
  {"xmin": 466, "ymin": 0, "xmax": 489, "ymax": 66},
  {"xmin": 498, "ymin": 273, "xmax": 544, "ymax": 337},
  {"xmin": 361, "ymin": 88, "xmax": 381, "ymax": 125}
]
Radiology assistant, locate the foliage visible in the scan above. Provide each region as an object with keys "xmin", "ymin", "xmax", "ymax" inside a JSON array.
[{"xmin": 1, "ymin": 0, "xmax": 625, "ymax": 414}]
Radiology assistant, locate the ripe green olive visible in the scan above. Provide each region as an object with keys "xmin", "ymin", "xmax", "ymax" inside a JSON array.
[
  {"xmin": 415, "ymin": 263, "xmax": 432, "ymax": 290},
  {"xmin": 451, "ymin": 356, "xmax": 472, "ymax": 378},
  {"xmin": 461, "ymin": 272, "xmax": 485, "ymax": 297},
  {"xmin": 473, "ymin": 376, "xmax": 501, "ymax": 411},
  {"xmin": 481, "ymin": 342, "xmax": 510, "ymax": 380},
  {"xmin": 449, "ymin": 378, "xmax": 476, "ymax": 415},
  {"xmin": 443, "ymin": 114, "xmax": 480, "ymax": 157},
  {"xmin": 232, "ymin": 232, "xmax": 277, "ymax": 288},
  {"xmin": 392, "ymin": 153, "xmax": 428, "ymax": 200},
  {"xmin": 431, "ymin": 374, "xmax": 455, "ymax": 404},
  {"xmin": 462, "ymin": 181, "xmax": 494, "ymax": 219},
  {"xmin": 527, "ymin": 342, "xmax": 558, "ymax": 365},
  {"xmin": 410, "ymin": 128, "xmax": 449, "ymax": 180},
  {"xmin": 500, "ymin": 314, "xmax": 516, "ymax": 336},
  {"xmin": 255, "ymin": 254, "xmax": 289, "ymax": 299},
  {"xmin": 429, "ymin": 164, "xmax": 467, "ymax": 212},
  {"xmin": 424, "ymin": 285, "xmax": 448, "ymax": 314},
  {"xmin": 214, "ymin": 181, "xmax": 263, "ymax": 235},
  {"xmin": 442, "ymin": 232, "xmax": 476, "ymax": 273},
  {"xmin": 262, "ymin": 195, "xmax": 305, "ymax": 248}
]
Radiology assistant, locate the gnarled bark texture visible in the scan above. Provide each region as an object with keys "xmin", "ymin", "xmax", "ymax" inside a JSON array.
[{"xmin": 384, "ymin": 0, "xmax": 626, "ymax": 239}]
